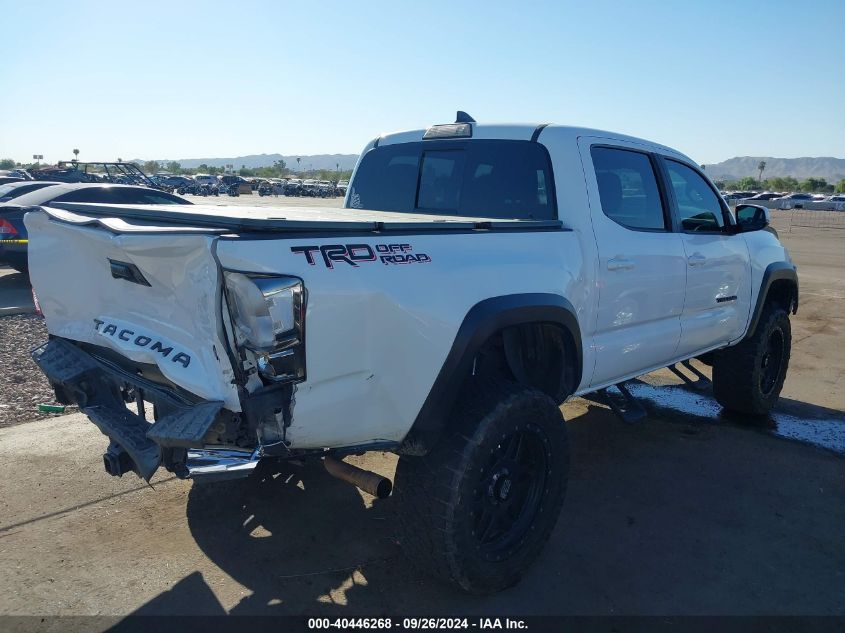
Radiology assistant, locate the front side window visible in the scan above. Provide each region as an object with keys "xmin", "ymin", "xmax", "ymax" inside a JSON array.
[
  {"xmin": 591, "ymin": 146, "xmax": 666, "ymax": 230},
  {"xmin": 665, "ymin": 160, "xmax": 725, "ymax": 231},
  {"xmin": 347, "ymin": 140, "xmax": 555, "ymax": 220}
]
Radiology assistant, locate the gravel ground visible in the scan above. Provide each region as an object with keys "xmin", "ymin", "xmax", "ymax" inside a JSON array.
[{"xmin": 0, "ymin": 314, "xmax": 61, "ymax": 427}]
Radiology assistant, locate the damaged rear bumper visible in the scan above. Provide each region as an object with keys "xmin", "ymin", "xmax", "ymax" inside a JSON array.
[{"xmin": 31, "ymin": 337, "xmax": 260, "ymax": 482}]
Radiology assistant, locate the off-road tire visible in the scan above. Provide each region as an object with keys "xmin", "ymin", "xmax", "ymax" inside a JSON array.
[
  {"xmin": 394, "ymin": 378, "xmax": 569, "ymax": 594},
  {"xmin": 712, "ymin": 305, "xmax": 791, "ymax": 416}
]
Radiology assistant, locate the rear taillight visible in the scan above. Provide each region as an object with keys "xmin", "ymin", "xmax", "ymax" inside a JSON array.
[{"xmin": 0, "ymin": 219, "xmax": 18, "ymax": 236}]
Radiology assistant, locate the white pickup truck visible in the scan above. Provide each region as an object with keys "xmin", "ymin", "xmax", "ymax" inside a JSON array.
[{"xmin": 26, "ymin": 114, "xmax": 797, "ymax": 594}]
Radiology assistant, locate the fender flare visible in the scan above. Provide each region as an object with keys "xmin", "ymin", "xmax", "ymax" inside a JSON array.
[
  {"xmin": 399, "ymin": 293, "xmax": 582, "ymax": 455},
  {"xmin": 746, "ymin": 262, "xmax": 799, "ymax": 338}
]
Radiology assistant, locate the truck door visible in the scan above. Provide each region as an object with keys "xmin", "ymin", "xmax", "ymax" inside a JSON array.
[
  {"xmin": 659, "ymin": 158, "xmax": 751, "ymax": 357},
  {"xmin": 579, "ymin": 140, "xmax": 687, "ymax": 388}
]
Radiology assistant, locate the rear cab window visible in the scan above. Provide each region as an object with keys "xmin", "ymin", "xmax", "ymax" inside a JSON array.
[
  {"xmin": 347, "ymin": 140, "xmax": 556, "ymax": 220},
  {"xmin": 591, "ymin": 146, "xmax": 668, "ymax": 231}
]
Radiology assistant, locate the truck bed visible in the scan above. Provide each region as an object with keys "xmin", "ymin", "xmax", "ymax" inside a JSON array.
[{"xmin": 43, "ymin": 202, "xmax": 563, "ymax": 234}]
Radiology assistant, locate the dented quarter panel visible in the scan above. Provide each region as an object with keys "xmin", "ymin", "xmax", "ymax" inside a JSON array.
[{"xmin": 214, "ymin": 229, "xmax": 587, "ymax": 448}]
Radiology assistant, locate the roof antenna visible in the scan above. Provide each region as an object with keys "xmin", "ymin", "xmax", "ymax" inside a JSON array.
[{"xmin": 455, "ymin": 111, "xmax": 476, "ymax": 123}]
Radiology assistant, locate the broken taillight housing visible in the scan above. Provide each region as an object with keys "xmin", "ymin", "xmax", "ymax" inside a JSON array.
[
  {"xmin": 223, "ymin": 272, "xmax": 306, "ymax": 384},
  {"xmin": 0, "ymin": 219, "xmax": 18, "ymax": 236}
]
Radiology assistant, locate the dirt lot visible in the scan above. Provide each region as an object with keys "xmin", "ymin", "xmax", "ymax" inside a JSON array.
[{"xmin": 0, "ymin": 201, "xmax": 843, "ymax": 618}]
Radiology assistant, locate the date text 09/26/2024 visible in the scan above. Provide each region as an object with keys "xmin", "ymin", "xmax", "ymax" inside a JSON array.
[{"xmin": 307, "ymin": 618, "xmax": 527, "ymax": 630}]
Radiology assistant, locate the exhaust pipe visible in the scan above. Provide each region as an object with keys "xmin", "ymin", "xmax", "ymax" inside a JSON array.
[{"xmin": 323, "ymin": 456, "xmax": 392, "ymax": 499}]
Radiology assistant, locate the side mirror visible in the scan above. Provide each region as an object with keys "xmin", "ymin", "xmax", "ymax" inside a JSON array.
[{"xmin": 735, "ymin": 204, "xmax": 770, "ymax": 232}]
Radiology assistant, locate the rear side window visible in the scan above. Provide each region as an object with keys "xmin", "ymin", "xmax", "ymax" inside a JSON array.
[
  {"xmin": 591, "ymin": 146, "xmax": 666, "ymax": 231},
  {"xmin": 0, "ymin": 182, "xmax": 50, "ymax": 201},
  {"xmin": 56, "ymin": 188, "xmax": 190, "ymax": 205},
  {"xmin": 664, "ymin": 160, "xmax": 724, "ymax": 231},
  {"xmin": 347, "ymin": 140, "xmax": 555, "ymax": 220}
]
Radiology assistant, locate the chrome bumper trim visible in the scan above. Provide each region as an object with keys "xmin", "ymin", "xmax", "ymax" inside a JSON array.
[{"xmin": 186, "ymin": 448, "xmax": 261, "ymax": 481}]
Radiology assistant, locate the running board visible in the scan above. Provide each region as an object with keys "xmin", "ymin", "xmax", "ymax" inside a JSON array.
[
  {"xmin": 597, "ymin": 382, "xmax": 648, "ymax": 424},
  {"xmin": 668, "ymin": 360, "xmax": 711, "ymax": 391}
]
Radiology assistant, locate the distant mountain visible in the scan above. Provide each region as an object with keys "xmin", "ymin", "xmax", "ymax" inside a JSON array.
[
  {"xmin": 143, "ymin": 153, "xmax": 359, "ymax": 171},
  {"xmin": 706, "ymin": 157, "xmax": 845, "ymax": 182}
]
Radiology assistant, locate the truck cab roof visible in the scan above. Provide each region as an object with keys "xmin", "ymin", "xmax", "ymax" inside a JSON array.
[{"xmin": 374, "ymin": 122, "xmax": 692, "ymax": 163}]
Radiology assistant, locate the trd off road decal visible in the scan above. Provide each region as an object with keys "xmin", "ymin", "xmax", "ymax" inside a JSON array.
[{"xmin": 291, "ymin": 243, "xmax": 432, "ymax": 268}]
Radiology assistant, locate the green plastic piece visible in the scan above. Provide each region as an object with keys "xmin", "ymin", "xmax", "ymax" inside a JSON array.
[{"xmin": 37, "ymin": 404, "xmax": 66, "ymax": 413}]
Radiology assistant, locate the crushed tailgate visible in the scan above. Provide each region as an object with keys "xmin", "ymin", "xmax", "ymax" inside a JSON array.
[{"xmin": 24, "ymin": 208, "xmax": 240, "ymax": 410}]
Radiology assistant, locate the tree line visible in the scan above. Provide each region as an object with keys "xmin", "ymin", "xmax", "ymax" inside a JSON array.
[
  {"xmin": 712, "ymin": 175, "xmax": 844, "ymax": 194},
  {"xmin": 141, "ymin": 159, "xmax": 352, "ymax": 182}
]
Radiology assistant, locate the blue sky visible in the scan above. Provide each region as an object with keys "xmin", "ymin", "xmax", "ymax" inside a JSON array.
[{"xmin": 1, "ymin": 0, "xmax": 842, "ymax": 165}]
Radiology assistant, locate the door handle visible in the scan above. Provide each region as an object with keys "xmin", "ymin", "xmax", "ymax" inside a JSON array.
[
  {"xmin": 687, "ymin": 253, "xmax": 707, "ymax": 267},
  {"xmin": 607, "ymin": 257, "xmax": 635, "ymax": 271}
]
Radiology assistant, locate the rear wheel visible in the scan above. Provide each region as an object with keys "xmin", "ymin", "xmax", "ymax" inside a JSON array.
[
  {"xmin": 394, "ymin": 379, "xmax": 568, "ymax": 594},
  {"xmin": 712, "ymin": 305, "xmax": 791, "ymax": 415}
]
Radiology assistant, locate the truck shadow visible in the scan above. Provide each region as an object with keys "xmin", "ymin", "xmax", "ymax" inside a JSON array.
[
  {"xmin": 185, "ymin": 459, "xmax": 405, "ymax": 615},
  {"xmin": 111, "ymin": 388, "xmax": 845, "ymax": 618}
]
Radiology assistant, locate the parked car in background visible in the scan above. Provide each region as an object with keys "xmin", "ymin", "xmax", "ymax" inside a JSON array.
[
  {"xmin": 776, "ymin": 192, "xmax": 814, "ymax": 209},
  {"xmin": 748, "ymin": 192, "xmax": 781, "ymax": 200},
  {"xmin": 825, "ymin": 194, "xmax": 845, "ymax": 211},
  {"xmin": 723, "ymin": 191, "xmax": 756, "ymax": 202},
  {"xmin": 776, "ymin": 193, "xmax": 813, "ymax": 201},
  {"xmin": 284, "ymin": 178, "xmax": 303, "ymax": 196},
  {"xmin": 315, "ymin": 180, "xmax": 334, "ymax": 197},
  {"xmin": 194, "ymin": 174, "xmax": 218, "ymax": 187},
  {"xmin": 0, "ymin": 169, "xmax": 33, "ymax": 181},
  {"xmin": 154, "ymin": 174, "xmax": 194, "ymax": 189},
  {"xmin": 0, "ymin": 177, "xmax": 24, "ymax": 185},
  {"xmin": 336, "ymin": 179, "xmax": 349, "ymax": 196},
  {"xmin": 218, "ymin": 175, "xmax": 252, "ymax": 195},
  {"xmin": 300, "ymin": 179, "xmax": 318, "ymax": 196},
  {"xmin": 0, "ymin": 184, "xmax": 191, "ymax": 272},
  {"xmin": 269, "ymin": 178, "xmax": 287, "ymax": 195},
  {"xmin": 0, "ymin": 181, "xmax": 61, "ymax": 203}
]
